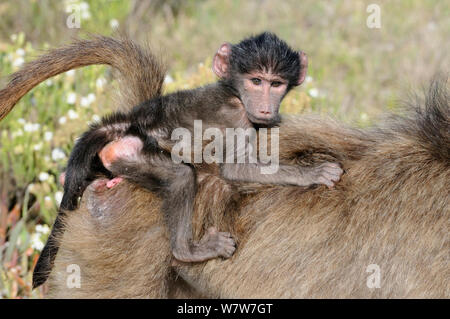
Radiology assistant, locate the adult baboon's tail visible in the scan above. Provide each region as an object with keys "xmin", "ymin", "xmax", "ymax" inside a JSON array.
[{"xmin": 0, "ymin": 35, "xmax": 166, "ymax": 120}]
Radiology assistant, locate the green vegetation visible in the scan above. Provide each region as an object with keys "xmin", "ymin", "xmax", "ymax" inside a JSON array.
[{"xmin": 0, "ymin": 0, "xmax": 448, "ymax": 298}]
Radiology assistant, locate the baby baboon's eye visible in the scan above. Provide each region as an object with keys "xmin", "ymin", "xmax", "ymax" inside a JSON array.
[
  {"xmin": 251, "ymin": 78, "xmax": 262, "ymax": 85},
  {"xmin": 271, "ymin": 81, "xmax": 282, "ymax": 87}
]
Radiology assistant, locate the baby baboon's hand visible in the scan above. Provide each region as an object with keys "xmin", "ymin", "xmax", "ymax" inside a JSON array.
[{"xmin": 296, "ymin": 162, "xmax": 343, "ymax": 188}]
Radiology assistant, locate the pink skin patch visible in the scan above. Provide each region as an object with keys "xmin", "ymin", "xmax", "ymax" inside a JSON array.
[
  {"xmin": 99, "ymin": 136, "xmax": 143, "ymax": 170},
  {"xmin": 106, "ymin": 177, "xmax": 123, "ymax": 189},
  {"xmin": 90, "ymin": 179, "xmax": 109, "ymax": 192},
  {"xmin": 59, "ymin": 172, "xmax": 66, "ymax": 186}
]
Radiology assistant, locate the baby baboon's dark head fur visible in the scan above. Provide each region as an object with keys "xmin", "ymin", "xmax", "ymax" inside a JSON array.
[
  {"xmin": 230, "ymin": 32, "xmax": 302, "ymax": 89},
  {"xmin": 213, "ymin": 32, "xmax": 307, "ymax": 126}
]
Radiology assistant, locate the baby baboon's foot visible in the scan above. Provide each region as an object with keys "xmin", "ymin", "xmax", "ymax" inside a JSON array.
[
  {"xmin": 173, "ymin": 227, "xmax": 236, "ymax": 262},
  {"xmin": 198, "ymin": 227, "xmax": 236, "ymax": 259},
  {"xmin": 106, "ymin": 177, "xmax": 123, "ymax": 188},
  {"xmin": 60, "ymin": 171, "xmax": 122, "ymax": 190},
  {"xmin": 309, "ymin": 162, "xmax": 343, "ymax": 188}
]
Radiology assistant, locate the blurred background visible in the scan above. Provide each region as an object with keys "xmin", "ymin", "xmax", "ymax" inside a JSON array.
[{"xmin": 0, "ymin": 0, "xmax": 448, "ymax": 298}]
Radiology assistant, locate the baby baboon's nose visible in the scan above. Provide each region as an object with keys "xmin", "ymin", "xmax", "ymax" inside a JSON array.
[{"xmin": 259, "ymin": 109, "xmax": 272, "ymax": 115}]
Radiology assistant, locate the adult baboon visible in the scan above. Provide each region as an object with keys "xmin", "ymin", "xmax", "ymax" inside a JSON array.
[{"xmin": 48, "ymin": 80, "xmax": 449, "ymax": 298}]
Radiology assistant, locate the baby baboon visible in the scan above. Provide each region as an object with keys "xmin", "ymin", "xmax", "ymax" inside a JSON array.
[
  {"xmin": 48, "ymin": 79, "xmax": 449, "ymax": 298},
  {"xmin": 0, "ymin": 33, "xmax": 343, "ymax": 288}
]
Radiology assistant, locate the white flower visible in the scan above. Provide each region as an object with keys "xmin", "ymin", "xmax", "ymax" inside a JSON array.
[
  {"xmin": 46, "ymin": 79, "xmax": 53, "ymax": 86},
  {"xmin": 52, "ymin": 148, "xmax": 66, "ymax": 161},
  {"xmin": 44, "ymin": 196, "xmax": 52, "ymax": 203},
  {"xmin": 35, "ymin": 224, "xmax": 50, "ymax": 235},
  {"xmin": 79, "ymin": 93, "xmax": 96, "ymax": 108},
  {"xmin": 16, "ymin": 48, "xmax": 25, "ymax": 57},
  {"xmin": 80, "ymin": 96, "xmax": 89, "ymax": 107},
  {"xmin": 360, "ymin": 113, "xmax": 369, "ymax": 121},
  {"xmin": 12, "ymin": 57, "xmax": 24, "ymax": 68},
  {"xmin": 27, "ymin": 183, "xmax": 35, "ymax": 193},
  {"xmin": 305, "ymin": 76, "xmax": 313, "ymax": 83},
  {"xmin": 33, "ymin": 143, "xmax": 43, "ymax": 151},
  {"xmin": 44, "ymin": 131, "xmax": 53, "ymax": 141},
  {"xmin": 59, "ymin": 116, "xmax": 67, "ymax": 125},
  {"xmin": 81, "ymin": 10, "xmax": 91, "ymax": 20},
  {"xmin": 96, "ymin": 77, "xmax": 107, "ymax": 89},
  {"xmin": 88, "ymin": 114, "xmax": 101, "ymax": 125},
  {"xmin": 12, "ymin": 130, "xmax": 23, "ymax": 138},
  {"xmin": 164, "ymin": 75, "xmax": 174, "ymax": 84},
  {"xmin": 87, "ymin": 93, "xmax": 96, "ymax": 104},
  {"xmin": 68, "ymin": 109, "xmax": 79, "ymax": 119},
  {"xmin": 18, "ymin": 118, "xmax": 26, "ymax": 125},
  {"xmin": 81, "ymin": 93, "xmax": 97, "ymax": 109},
  {"xmin": 54, "ymin": 191, "xmax": 63, "ymax": 205},
  {"xmin": 110, "ymin": 19, "xmax": 119, "ymax": 29},
  {"xmin": 24, "ymin": 123, "xmax": 40, "ymax": 132},
  {"xmin": 308, "ymin": 88, "xmax": 319, "ymax": 98},
  {"xmin": 10, "ymin": 34, "xmax": 17, "ymax": 42},
  {"xmin": 80, "ymin": 2, "xmax": 89, "ymax": 11},
  {"xmin": 66, "ymin": 92, "xmax": 77, "ymax": 105},
  {"xmin": 66, "ymin": 70, "xmax": 75, "ymax": 77},
  {"xmin": 31, "ymin": 233, "xmax": 44, "ymax": 251},
  {"xmin": 39, "ymin": 172, "xmax": 50, "ymax": 181}
]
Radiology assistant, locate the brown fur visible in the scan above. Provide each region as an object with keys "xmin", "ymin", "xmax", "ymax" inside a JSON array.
[
  {"xmin": 0, "ymin": 35, "xmax": 166, "ymax": 120},
  {"xmin": 47, "ymin": 81, "xmax": 449, "ymax": 298},
  {"xmin": 48, "ymin": 181, "xmax": 171, "ymax": 298}
]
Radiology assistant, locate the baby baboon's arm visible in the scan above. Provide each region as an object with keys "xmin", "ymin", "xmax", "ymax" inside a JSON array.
[{"xmin": 221, "ymin": 162, "xmax": 343, "ymax": 188}]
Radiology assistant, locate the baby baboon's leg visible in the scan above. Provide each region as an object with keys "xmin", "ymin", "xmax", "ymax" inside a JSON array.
[{"xmin": 100, "ymin": 137, "xmax": 236, "ymax": 262}]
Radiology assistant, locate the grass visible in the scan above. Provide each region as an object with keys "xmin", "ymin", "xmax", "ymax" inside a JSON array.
[{"xmin": 0, "ymin": 0, "xmax": 448, "ymax": 298}]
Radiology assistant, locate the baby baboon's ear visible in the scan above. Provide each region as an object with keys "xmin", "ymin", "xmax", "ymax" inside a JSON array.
[
  {"xmin": 296, "ymin": 51, "xmax": 308, "ymax": 86},
  {"xmin": 213, "ymin": 43, "xmax": 232, "ymax": 79}
]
